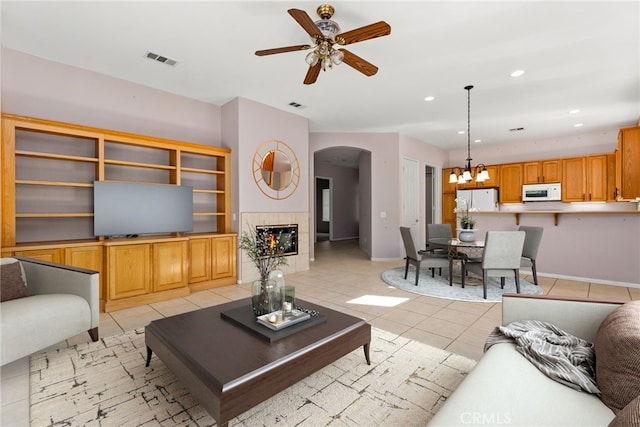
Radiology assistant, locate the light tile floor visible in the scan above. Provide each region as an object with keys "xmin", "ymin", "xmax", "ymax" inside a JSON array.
[{"xmin": 2, "ymin": 239, "xmax": 637, "ymax": 426}]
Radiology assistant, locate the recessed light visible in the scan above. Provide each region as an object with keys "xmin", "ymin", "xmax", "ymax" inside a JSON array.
[
  {"xmin": 424, "ymin": 96, "xmax": 435, "ymax": 102},
  {"xmin": 569, "ymin": 109, "xmax": 581, "ymax": 114},
  {"xmin": 474, "ymin": 139, "xmax": 482, "ymax": 143},
  {"xmin": 457, "ymin": 130, "xmax": 465, "ymax": 135},
  {"xmin": 574, "ymin": 123, "xmax": 583, "ymax": 127},
  {"xmin": 510, "ymin": 70, "xmax": 525, "ymax": 77}
]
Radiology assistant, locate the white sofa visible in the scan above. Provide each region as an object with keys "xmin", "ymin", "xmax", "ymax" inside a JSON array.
[
  {"xmin": 428, "ymin": 294, "xmax": 626, "ymax": 427},
  {"xmin": 0, "ymin": 257, "xmax": 100, "ymax": 366}
]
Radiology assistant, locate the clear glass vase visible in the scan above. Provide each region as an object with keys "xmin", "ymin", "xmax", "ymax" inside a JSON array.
[{"xmin": 251, "ymin": 278, "xmax": 282, "ymax": 316}]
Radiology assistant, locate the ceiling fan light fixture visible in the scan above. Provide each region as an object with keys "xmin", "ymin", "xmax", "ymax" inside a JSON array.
[
  {"xmin": 305, "ymin": 50, "xmax": 319, "ymax": 66},
  {"xmin": 315, "ymin": 19, "xmax": 341, "ymax": 40},
  {"xmin": 330, "ymin": 49, "xmax": 344, "ymax": 65}
]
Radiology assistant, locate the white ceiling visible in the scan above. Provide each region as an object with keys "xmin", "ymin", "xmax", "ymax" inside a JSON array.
[{"xmin": 1, "ymin": 1, "xmax": 639, "ymax": 155}]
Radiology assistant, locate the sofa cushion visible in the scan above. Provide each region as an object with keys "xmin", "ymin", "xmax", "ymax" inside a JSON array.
[
  {"xmin": 1, "ymin": 259, "xmax": 29, "ymax": 302},
  {"xmin": 608, "ymin": 394, "xmax": 640, "ymax": 427},
  {"xmin": 595, "ymin": 301, "xmax": 640, "ymax": 413},
  {"xmin": 427, "ymin": 343, "xmax": 615, "ymax": 426}
]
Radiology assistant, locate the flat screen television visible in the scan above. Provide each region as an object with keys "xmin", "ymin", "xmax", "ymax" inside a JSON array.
[{"xmin": 94, "ymin": 181, "xmax": 193, "ymax": 237}]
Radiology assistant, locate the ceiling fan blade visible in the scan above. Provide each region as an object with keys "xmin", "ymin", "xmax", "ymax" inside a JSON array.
[
  {"xmin": 255, "ymin": 44, "xmax": 312, "ymax": 56},
  {"xmin": 336, "ymin": 21, "xmax": 391, "ymax": 45},
  {"xmin": 340, "ymin": 49, "xmax": 379, "ymax": 76},
  {"xmin": 303, "ymin": 63, "xmax": 322, "ymax": 85},
  {"xmin": 288, "ymin": 8, "xmax": 323, "ymax": 39}
]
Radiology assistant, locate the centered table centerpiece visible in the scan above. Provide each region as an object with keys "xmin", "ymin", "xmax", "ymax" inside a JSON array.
[{"xmin": 239, "ymin": 224, "xmax": 292, "ymax": 316}]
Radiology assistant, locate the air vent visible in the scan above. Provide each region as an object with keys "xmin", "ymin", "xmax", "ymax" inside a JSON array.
[
  {"xmin": 509, "ymin": 127, "xmax": 525, "ymax": 132},
  {"xmin": 288, "ymin": 101, "xmax": 307, "ymax": 109},
  {"xmin": 145, "ymin": 51, "xmax": 178, "ymax": 66}
]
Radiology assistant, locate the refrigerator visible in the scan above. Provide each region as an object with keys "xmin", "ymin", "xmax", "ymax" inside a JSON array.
[{"xmin": 456, "ymin": 188, "xmax": 499, "ymax": 212}]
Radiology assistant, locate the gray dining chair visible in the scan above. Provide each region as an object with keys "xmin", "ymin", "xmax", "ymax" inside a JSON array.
[
  {"xmin": 464, "ymin": 231, "xmax": 526, "ymax": 299},
  {"xmin": 426, "ymin": 224, "xmax": 452, "ymax": 254},
  {"xmin": 519, "ymin": 225, "xmax": 544, "ymax": 286},
  {"xmin": 426, "ymin": 224, "xmax": 452, "ymax": 275},
  {"xmin": 400, "ymin": 226, "xmax": 450, "ymax": 286}
]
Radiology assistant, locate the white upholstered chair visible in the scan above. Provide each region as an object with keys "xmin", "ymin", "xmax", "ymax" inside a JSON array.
[{"xmin": 464, "ymin": 231, "xmax": 526, "ymax": 299}]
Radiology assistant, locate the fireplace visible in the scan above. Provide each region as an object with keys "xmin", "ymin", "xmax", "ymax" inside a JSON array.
[{"xmin": 256, "ymin": 224, "xmax": 298, "ymax": 256}]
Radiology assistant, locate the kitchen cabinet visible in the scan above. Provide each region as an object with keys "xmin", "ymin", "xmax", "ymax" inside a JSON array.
[
  {"xmin": 616, "ymin": 126, "xmax": 640, "ymax": 200},
  {"xmin": 442, "ymin": 193, "xmax": 457, "ymax": 234},
  {"xmin": 562, "ymin": 154, "xmax": 608, "ymax": 202},
  {"xmin": 499, "ymin": 163, "xmax": 523, "ymax": 203},
  {"xmin": 523, "ymin": 160, "xmax": 562, "ymax": 184}
]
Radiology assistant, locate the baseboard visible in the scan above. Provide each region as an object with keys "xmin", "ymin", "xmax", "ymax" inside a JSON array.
[{"xmin": 537, "ymin": 272, "xmax": 640, "ymax": 289}]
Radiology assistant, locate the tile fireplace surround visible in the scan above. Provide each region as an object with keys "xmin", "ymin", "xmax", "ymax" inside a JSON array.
[{"xmin": 239, "ymin": 212, "xmax": 310, "ymax": 283}]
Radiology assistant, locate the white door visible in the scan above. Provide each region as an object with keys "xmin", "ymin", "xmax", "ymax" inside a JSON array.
[{"xmin": 402, "ymin": 157, "xmax": 420, "ymax": 227}]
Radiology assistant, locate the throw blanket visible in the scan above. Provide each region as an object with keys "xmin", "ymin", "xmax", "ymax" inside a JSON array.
[{"xmin": 484, "ymin": 320, "xmax": 600, "ymax": 394}]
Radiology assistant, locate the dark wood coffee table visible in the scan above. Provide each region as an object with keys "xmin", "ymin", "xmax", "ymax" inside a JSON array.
[{"xmin": 145, "ymin": 298, "xmax": 371, "ymax": 427}]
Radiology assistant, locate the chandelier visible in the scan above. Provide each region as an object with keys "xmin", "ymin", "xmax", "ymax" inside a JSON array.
[
  {"xmin": 304, "ymin": 5, "xmax": 344, "ymax": 71},
  {"xmin": 449, "ymin": 85, "xmax": 490, "ymax": 184}
]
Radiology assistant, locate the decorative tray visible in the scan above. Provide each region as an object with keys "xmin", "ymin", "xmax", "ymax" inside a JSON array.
[{"xmin": 256, "ymin": 309, "xmax": 310, "ymax": 331}]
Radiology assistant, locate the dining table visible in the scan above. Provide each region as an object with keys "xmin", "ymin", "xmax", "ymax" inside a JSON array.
[{"xmin": 427, "ymin": 238, "xmax": 485, "ymax": 287}]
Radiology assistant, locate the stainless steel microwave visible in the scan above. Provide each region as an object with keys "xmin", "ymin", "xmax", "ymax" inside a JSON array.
[{"xmin": 522, "ymin": 183, "xmax": 561, "ymax": 201}]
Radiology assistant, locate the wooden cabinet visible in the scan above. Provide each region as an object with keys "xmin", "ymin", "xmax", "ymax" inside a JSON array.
[
  {"xmin": 499, "ymin": 163, "xmax": 523, "ymax": 203},
  {"xmin": 442, "ymin": 193, "xmax": 457, "ymax": 233},
  {"xmin": 104, "ymin": 237, "xmax": 191, "ymax": 312},
  {"xmin": 477, "ymin": 165, "xmax": 499, "ymax": 188},
  {"xmin": 562, "ymin": 155, "xmax": 608, "ymax": 202},
  {"xmin": 1, "ymin": 114, "xmax": 237, "ymax": 312},
  {"xmin": 12, "ymin": 248, "xmax": 64, "ymax": 263},
  {"xmin": 211, "ymin": 235, "xmax": 237, "ymax": 280},
  {"xmin": 106, "ymin": 243, "xmax": 151, "ymax": 301},
  {"xmin": 153, "ymin": 240, "xmax": 188, "ymax": 292},
  {"xmin": 442, "ymin": 168, "xmax": 458, "ymax": 194},
  {"xmin": 523, "ymin": 160, "xmax": 561, "ymax": 184},
  {"xmin": 616, "ymin": 126, "xmax": 640, "ymax": 200},
  {"xmin": 188, "ymin": 234, "xmax": 238, "ymax": 291},
  {"xmin": 188, "ymin": 237, "xmax": 212, "ymax": 284}
]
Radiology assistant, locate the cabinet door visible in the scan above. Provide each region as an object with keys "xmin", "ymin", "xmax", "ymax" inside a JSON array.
[
  {"xmin": 607, "ymin": 153, "xmax": 617, "ymax": 201},
  {"xmin": 188, "ymin": 238, "xmax": 212, "ymax": 283},
  {"xmin": 13, "ymin": 248, "xmax": 64, "ymax": 263},
  {"xmin": 442, "ymin": 168, "xmax": 458, "ymax": 194},
  {"xmin": 211, "ymin": 235, "xmax": 236, "ymax": 279},
  {"xmin": 65, "ymin": 245, "xmax": 104, "ymax": 301},
  {"xmin": 617, "ymin": 127, "xmax": 640, "ymax": 200},
  {"xmin": 541, "ymin": 160, "xmax": 562, "ymax": 183},
  {"xmin": 442, "ymin": 193, "xmax": 457, "ymax": 233},
  {"xmin": 562, "ymin": 157, "xmax": 586, "ymax": 201},
  {"xmin": 479, "ymin": 165, "xmax": 499, "ymax": 188},
  {"xmin": 153, "ymin": 241, "xmax": 188, "ymax": 292},
  {"xmin": 523, "ymin": 162, "xmax": 541, "ymax": 184},
  {"xmin": 499, "ymin": 163, "xmax": 523, "ymax": 203},
  {"xmin": 586, "ymin": 155, "xmax": 608, "ymax": 201},
  {"xmin": 107, "ymin": 244, "xmax": 151, "ymax": 300}
]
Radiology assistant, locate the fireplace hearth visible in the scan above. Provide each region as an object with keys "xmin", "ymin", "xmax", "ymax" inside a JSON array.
[{"xmin": 256, "ymin": 224, "xmax": 298, "ymax": 256}]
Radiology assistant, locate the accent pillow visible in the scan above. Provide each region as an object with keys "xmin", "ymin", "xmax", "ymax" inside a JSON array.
[
  {"xmin": 595, "ymin": 301, "xmax": 640, "ymax": 413},
  {"xmin": 1, "ymin": 260, "xmax": 29, "ymax": 302},
  {"xmin": 608, "ymin": 394, "xmax": 640, "ymax": 427}
]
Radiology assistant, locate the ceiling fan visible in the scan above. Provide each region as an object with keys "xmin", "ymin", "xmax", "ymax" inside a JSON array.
[{"xmin": 255, "ymin": 4, "xmax": 391, "ymax": 85}]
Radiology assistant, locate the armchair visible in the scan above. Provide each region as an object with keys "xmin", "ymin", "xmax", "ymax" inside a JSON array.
[{"xmin": 1, "ymin": 257, "xmax": 99, "ymax": 366}]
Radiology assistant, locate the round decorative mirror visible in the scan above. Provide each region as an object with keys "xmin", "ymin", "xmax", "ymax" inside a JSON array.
[{"xmin": 253, "ymin": 140, "xmax": 300, "ymax": 199}]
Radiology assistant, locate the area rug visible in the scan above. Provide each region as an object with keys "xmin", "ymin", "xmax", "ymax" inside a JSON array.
[
  {"xmin": 30, "ymin": 327, "xmax": 475, "ymax": 426},
  {"xmin": 382, "ymin": 266, "xmax": 542, "ymax": 303}
]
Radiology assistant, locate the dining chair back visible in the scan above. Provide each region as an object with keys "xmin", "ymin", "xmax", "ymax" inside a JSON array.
[
  {"xmin": 426, "ymin": 224, "xmax": 452, "ymax": 255},
  {"xmin": 465, "ymin": 230, "xmax": 526, "ymax": 299},
  {"xmin": 400, "ymin": 226, "xmax": 450, "ymax": 286},
  {"xmin": 519, "ymin": 225, "xmax": 544, "ymax": 286}
]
